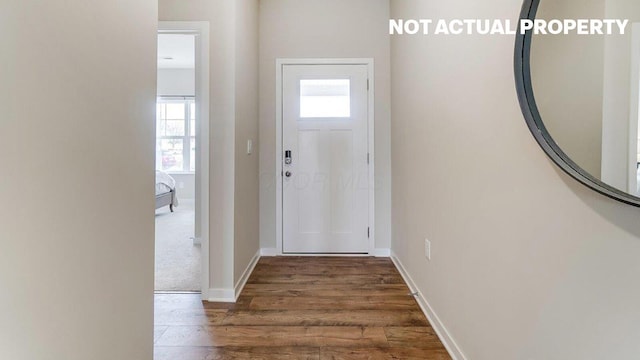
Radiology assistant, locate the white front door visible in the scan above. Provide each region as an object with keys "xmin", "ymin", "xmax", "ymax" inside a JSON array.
[{"xmin": 282, "ymin": 64, "xmax": 369, "ymax": 253}]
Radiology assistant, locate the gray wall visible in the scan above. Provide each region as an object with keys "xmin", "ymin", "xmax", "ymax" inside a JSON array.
[
  {"xmin": 390, "ymin": 0, "xmax": 640, "ymax": 359},
  {"xmin": 259, "ymin": 0, "xmax": 392, "ymax": 251},
  {"xmin": 0, "ymin": 0, "xmax": 157, "ymax": 358}
]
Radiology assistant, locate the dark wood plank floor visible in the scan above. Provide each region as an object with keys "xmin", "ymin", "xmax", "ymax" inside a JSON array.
[{"xmin": 154, "ymin": 257, "xmax": 451, "ymax": 359}]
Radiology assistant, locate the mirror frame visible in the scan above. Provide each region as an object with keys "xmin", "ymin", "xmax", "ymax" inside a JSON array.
[{"xmin": 514, "ymin": 0, "xmax": 640, "ymax": 207}]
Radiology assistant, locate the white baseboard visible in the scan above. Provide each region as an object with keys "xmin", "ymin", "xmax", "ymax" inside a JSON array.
[
  {"xmin": 391, "ymin": 252, "xmax": 467, "ymax": 360},
  {"xmin": 207, "ymin": 250, "xmax": 261, "ymax": 303},
  {"xmin": 260, "ymin": 248, "xmax": 279, "ymax": 256},
  {"xmin": 207, "ymin": 288, "xmax": 235, "ymax": 302},
  {"xmin": 234, "ymin": 250, "xmax": 261, "ymax": 300},
  {"xmin": 371, "ymin": 248, "xmax": 391, "ymax": 257},
  {"xmin": 260, "ymin": 248, "xmax": 391, "ymax": 257}
]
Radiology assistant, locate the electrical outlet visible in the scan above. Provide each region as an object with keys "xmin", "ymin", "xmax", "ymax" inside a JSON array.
[{"xmin": 425, "ymin": 238, "xmax": 431, "ymax": 260}]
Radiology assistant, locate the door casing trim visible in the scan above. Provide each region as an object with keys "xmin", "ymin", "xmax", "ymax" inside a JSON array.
[
  {"xmin": 275, "ymin": 58, "xmax": 375, "ymax": 255},
  {"xmin": 158, "ymin": 21, "xmax": 210, "ymax": 299}
]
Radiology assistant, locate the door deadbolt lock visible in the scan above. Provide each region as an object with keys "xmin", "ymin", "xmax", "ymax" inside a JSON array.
[
  {"xmin": 285, "ymin": 150, "xmax": 292, "ymax": 165},
  {"xmin": 285, "ymin": 171, "xmax": 292, "ymax": 178}
]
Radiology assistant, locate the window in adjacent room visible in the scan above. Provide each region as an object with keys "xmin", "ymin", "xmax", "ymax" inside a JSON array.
[{"xmin": 156, "ymin": 97, "xmax": 196, "ymax": 172}]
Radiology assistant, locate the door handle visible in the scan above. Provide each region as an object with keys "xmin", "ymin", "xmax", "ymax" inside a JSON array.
[{"xmin": 285, "ymin": 171, "xmax": 292, "ymax": 178}]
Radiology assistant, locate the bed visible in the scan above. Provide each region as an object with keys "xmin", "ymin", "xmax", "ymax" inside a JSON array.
[{"xmin": 156, "ymin": 170, "xmax": 179, "ymax": 212}]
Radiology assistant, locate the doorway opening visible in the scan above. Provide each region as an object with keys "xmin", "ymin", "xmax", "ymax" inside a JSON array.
[{"xmin": 155, "ymin": 22, "xmax": 210, "ymax": 297}]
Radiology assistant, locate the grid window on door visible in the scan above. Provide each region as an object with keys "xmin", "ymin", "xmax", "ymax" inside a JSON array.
[
  {"xmin": 300, "ymin": 79, "xmax": 351, "ymax": 118},
  {"xmin": 156, "ymin": 97, "xmax": 196, "ymax": 172}
]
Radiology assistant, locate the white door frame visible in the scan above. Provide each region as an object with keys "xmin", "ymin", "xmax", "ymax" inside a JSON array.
[
  {"xmin": 275, "ymin": 58, "xmax": 375, "ymax": 256},
  {"xmin": 158, "ymin": 21, "xmax": 210, "ymax": 299}
]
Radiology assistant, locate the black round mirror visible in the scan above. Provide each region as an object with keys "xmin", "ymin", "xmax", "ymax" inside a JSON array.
[{"xmin": 515, "ymin": 0, "xmax": 640, "ymax": 206}]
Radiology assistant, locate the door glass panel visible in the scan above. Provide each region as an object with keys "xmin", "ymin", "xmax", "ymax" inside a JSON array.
[{"xmin": 300, "ymin": 79, "xmax": 350, "ymax": 118}]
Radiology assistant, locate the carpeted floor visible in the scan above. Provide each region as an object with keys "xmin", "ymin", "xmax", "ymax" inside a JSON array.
[{"xmin": 155, "ymin": 199, "xmax": 201, "ymax": 292}]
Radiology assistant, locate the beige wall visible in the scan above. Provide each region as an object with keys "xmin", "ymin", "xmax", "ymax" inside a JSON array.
[
  {"xmin": 390, "ymin": 1, "xmax": 640, "ymax": 359},
  {"xmin": 0, "ymin": 1, "xmax": 157, "ymax": 358},
  {"xmin": 259, "ymin": 0, "xmax": 392, "ymax": 251},
  {"xmin": 234, "ymin": 0, "xmax": 261, "ymax": 284},
  {"xmin": 530, "ymin": 0, "xmax": 604, "ymax": 178},
  {"xmin": 159, "ymin": 0, "xmax": 260, "ymax": 294}
]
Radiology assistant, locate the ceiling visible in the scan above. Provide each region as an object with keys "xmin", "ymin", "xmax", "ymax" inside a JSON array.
[{"xmin": 157, "ymin": 34, "xmax": 195, "ymax": 69}]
